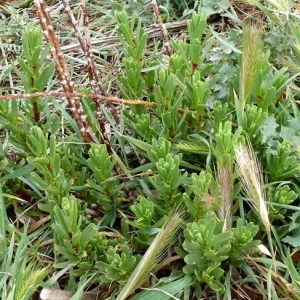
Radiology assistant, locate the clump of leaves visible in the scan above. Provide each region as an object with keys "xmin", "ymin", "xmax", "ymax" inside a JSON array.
[
  {"xmin": 182, "ymin": 212, "xmax": 233, "ymax": 294},
  {"xmin": 182, "ymin": 212, "xmax": 259, "ymax": 295}
]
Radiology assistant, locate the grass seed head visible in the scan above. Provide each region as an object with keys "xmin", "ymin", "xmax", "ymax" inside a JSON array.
[{"xmin": 234, "ymin": 142, "xmax": 270, "ymax": 233}]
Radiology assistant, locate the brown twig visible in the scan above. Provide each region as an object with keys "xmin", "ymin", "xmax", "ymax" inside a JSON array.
[
  {"xmin": 80, "ymin": 0, "xmax": 113, "ymax": 154},
  {"xmin": 150, "ymin": 0, "xmax": 173, "ymax": 57},
  {"xmin": 37, "ymin": 0, "xmax": 133, "ymax": 201},
  {"xmin": 79, "ymin": 0, "xmax": 133, "ymax": 200},
  {"xmin": 0, "ymin": 92, "xmax": 194, "ymax": 114},
  {"xmin": 28, "ymin": 215, "xmax": 51, "ymax": 234},
  {"xmin": 34, "ymin": 0, "xmax": 97, "ymax": 143},
  {"xmin": 62, "ymin": 0, "xmax": 119, "ymax": 125}
]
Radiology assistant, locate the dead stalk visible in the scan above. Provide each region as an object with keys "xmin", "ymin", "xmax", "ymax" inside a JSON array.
[{"xmin": 150, "ymin": 0, "xmax": 173, "ymax": 57}]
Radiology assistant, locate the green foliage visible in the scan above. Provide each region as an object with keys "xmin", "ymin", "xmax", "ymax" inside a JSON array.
[
  {"xmin": 117, "ymin": 12, "xmax": 218, "ymax": 140},
  {"xmin": 261, "ymin": 115, "xmax": 300, "ymax": 151},
  {"xmin": 229, "ymin": 219, "xmax": 259, "ymax": 265},
  {"xmin": 184, "ymin": 171, "xmax": 221, "ymax": 220},
  {"xmin": 52, "ymin": 196, "xmax": 97, "ymax": 268},
  {"xmin": 268, "ymin": 185, "xmax": 298, "ymax": 220},
  {"xmin": 182, "ymin": 213, "xmax": 233, "ymax": 294},
  {"xmin": 265, "ymin": 141, "xmax": 300, "ymax": 181},
  {"xmin": 143, "ymin": 137, "xmax": 187, "ymax": 206},
  {"xmin": 0, "ymin": 226, "xmax": 49, "ymax": 300},
  {"xmin": 96, "ymin": 245, "xmax": 141, "ymax": 283},
  {"xmin": 129, "ymin": 196, "xmax": 155, "ymax": 229},
  {"xmin": 182, "ymin": 213, "xmax": 259, "ymax": 294},
  {"xmin": 242, "ymin": 104, "xmax": 268, "ymax": 143},
  {"xmin": 282, "ymin": 211, "xmax": 300, "ymax": 247},
  {"xmin": 115, "ymin": 11, "xmax": 149, "ymax": 115},
  {"xmin": 12, "ymin": 24, "xmax": 54, "ymax": 123},
  {"xmin": 160, "ymin": 0, "xmax": 231, "ymax": 17},
  {"xmin": 200, "ymin": 0, "xmax": 230, "ymax": 16},
  {"xmin": 212, "ymin": 120, "xmax": 243, "ymax": 159},
  {"xmin": 28, "ymin": 135, "xmax": 73, "ymax": 208},
  {"xmin": 87, "ymin": 144, "xmax": 123, "ymax": 212},
  {"xmin": 2, "ymin": 3, "xmax": 300, "ymax": 300},
  {"xmin": 149, "ymin": 151, "xmax": 187, "ymax": 206}
]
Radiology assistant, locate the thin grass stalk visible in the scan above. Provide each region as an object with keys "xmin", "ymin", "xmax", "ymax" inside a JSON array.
[
  {"xmin": 0, "ymin": 183, "xmax": 6, "ymax": 243},
  {"xmin": 116, "ymin": 208, "xmax": 184, "ymax": 300},
  {"xmin": 0, "ymin": 231, "xmax": 14, "ymax": 298},
  {"xmin": 249, "ymin": 259, "xmax": 300, "ymax": 299}
]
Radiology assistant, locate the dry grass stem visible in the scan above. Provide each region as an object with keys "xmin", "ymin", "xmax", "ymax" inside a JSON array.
[
  {"xmin": 150, "ymin": 0, "xmax": 173, "ymax": 57},
  {"xmin": 60, "ymin": 20, "xmax": 187, "ymax": 53}
]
